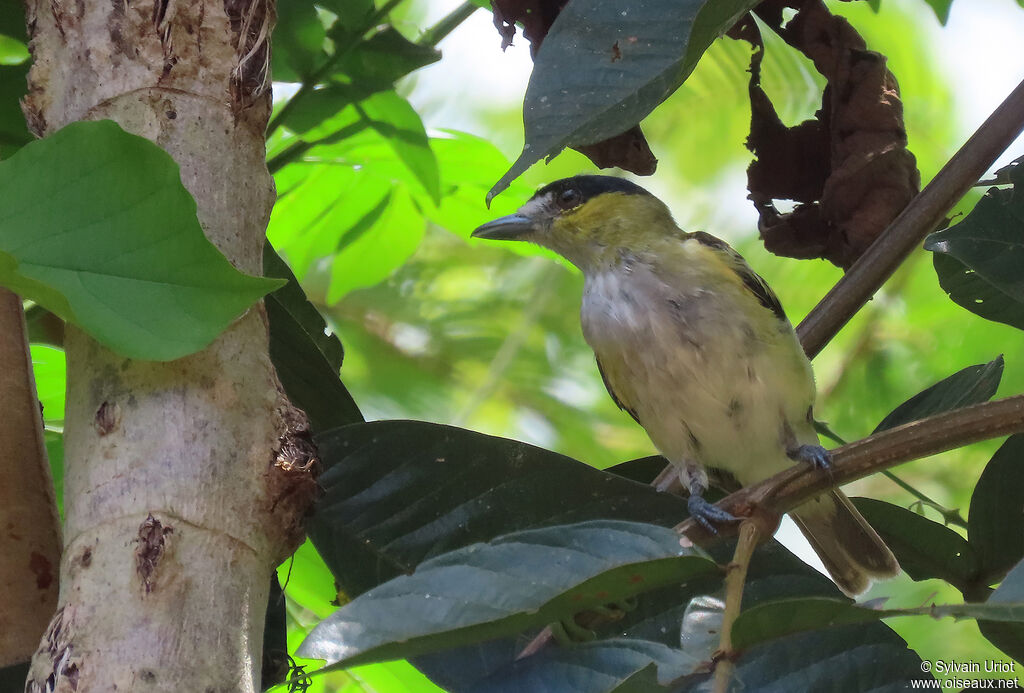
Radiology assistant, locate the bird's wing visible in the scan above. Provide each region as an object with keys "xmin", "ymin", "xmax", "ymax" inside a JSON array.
[
  {"xmin": 690, "ymin": 231, "xmax": 788, "ymax": 323},
  {"xmin": 595, "ymin": 356, "xmax": 641, "ymax": 425}
]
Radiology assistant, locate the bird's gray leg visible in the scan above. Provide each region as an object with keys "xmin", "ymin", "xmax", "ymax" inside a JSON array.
[
  {"xmin": 787, "ymin": 444, "xmax": 832, "ymax": 471},
  {"xmin": 681, "ymin": 461, "xmax": 736, "ymax": 533}
]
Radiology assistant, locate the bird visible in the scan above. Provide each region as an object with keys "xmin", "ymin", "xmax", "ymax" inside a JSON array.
[{"xmin": 472, "ymin": 174, "xmax": 899, "ymax": 595}]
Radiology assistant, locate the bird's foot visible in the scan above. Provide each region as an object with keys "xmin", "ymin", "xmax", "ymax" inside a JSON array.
[
  {"xmin": 789, "ymin": 444, "xmax": 832, "ymax": 471},
  {"xmin": 687, "ymin": 495, "xmax": 737, "ymax": 534}
]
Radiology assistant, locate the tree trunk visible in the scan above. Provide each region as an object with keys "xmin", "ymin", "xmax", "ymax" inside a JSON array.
[{"xmin": 23, "ymin": 1, "xmax": 315, "ymax": 690}]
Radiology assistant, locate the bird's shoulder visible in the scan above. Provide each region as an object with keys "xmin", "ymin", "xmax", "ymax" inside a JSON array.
[{"xmin": 675, "ymin": 232, "xmax": 788, "ymax": 324}]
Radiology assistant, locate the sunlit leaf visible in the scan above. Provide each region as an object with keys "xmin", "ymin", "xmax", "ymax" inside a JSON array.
[
  {"xmin": 0, "ymin": 121, "xmax": 282, "ymax": 361},
  {"xmin": 327, "ymin": 187, "xmax": 425, "ymax": 302},
  {"xmin": 490, "ymin": 0, "xmax": 760, "ymax": 199},
  {"xmin": 31, "ymin": 344, "xmax": 65, "ymax": 427},
  {"xmin": 359, "ymin": 90, "xmax": 440, "ymax": 203},
  {"xmin": 298, "ymin": 520, "xmax": 718, "ymax": 670}
]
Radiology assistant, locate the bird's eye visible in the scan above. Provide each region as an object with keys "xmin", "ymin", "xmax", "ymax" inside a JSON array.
[{"xmin": 558, "ymin": 188, "xmax": 582, "ymax": 209}]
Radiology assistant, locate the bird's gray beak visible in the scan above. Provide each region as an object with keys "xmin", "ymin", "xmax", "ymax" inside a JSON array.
[{"xmin": 471, "ymin": 213, "xmax": 536, "ymax": 241}]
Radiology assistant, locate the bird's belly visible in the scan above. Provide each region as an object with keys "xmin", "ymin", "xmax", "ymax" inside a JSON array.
[{"xmin": 582, "ymin": 275, "xmax": 814, "ymax": 485}]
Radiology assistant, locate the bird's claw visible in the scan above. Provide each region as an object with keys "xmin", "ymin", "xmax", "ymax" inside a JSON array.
[
  {"xmin": 790, "ymin": 444, "xmax": 832, "ymax": 471},
  {"xmin": 687, "ymin": 495, "xmax": 737, "ymax": 534}
]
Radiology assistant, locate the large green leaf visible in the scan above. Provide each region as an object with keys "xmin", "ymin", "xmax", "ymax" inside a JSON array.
[
  {"xmin": 358, "ymin": 90, "xmax": 440, "ymax": 204},
  {"xmin": 463, "ymin": 639, "xmax": 700, "ymax": 693},
  {"xmin": 968, "ymin": 435, "xmax": 1024, "ymax": 584},
  {"xmin": 0, "ymin": 121, "xmax": 282, "ymax": 360},
  {"xmin": 264, "ymin": 245, "xmax": 362, "ymax": 431},
  {"xmin": 297, "ymin": 520, "xmax": 718, "ymax": 670},
  {"xmin": 272, "ymin": 1, "xmax": 327, "ymax": 83},
  {"xmin": 925, "ymin": 166, "xmax": 1024, "ymax": 331},
  {"xmin": 308, "ymin": 420, "xmax": 694, "ymax": 598},
  {"xmin": 731, "ymin": 597, "xmax": 1024, "ymax": 651},
  {"xmin": 489, "ymin": 0, "xmax": 759, "ymax": 200},
  {"xmin": 982, "ymin": 559, "xmax": 1024, "ymax": 663},
  {"xmin": 872, "ymin": 356, "xmax": 1003, "ymax": 433},
  {"xmin": 852, "ymin": 498, "xmax": 980, "ymax": 592},
  {"xmin": 337, "ymin": 27, "xmax": 441, "ymax": 93}
]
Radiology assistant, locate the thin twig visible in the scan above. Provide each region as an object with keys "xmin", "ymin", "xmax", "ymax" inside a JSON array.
[
  {"xmin": 797, "ymin": 76, "xmax": 1024, "ymax": 359},
  {"xmin": 419, "ymin": 1, "xmax": 478, "ymax": 47},
  {"xmin": 712, "ymin": 521, "xmax": 760, "ymax": 693},
  {"xmin": 675, "ymin": 394, "xmax": 1024, "ymax": 540}
]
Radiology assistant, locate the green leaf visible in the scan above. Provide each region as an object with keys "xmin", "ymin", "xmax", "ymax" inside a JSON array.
[
  {"xmin": 968, "ymin": 434, "xmax": 1024, "ymax": 584},
  {"xmin": 930, "ymin": 253, "xmax": 1024, "ymax": 331},
  {"xmin": 0, "ymin": 1, "xmax": 27, "ymax": 42},
  {"xmin": 327, "ymin": 186, "xmax": 425, "ymax": 302},
  {"xmin": 31, "ymin": 344, "xmax": 66, "ymax": 427},
  {"xmin": 272, "ymin": 2, "xmax": 327, "ymax": 82},
  {"xmin": 852, "ymin": 498, "xmax": 980, "ymax": 592},
  {"xmin": 0, "ymin": 64, "xmax": 32, "ymax": 157},
  {"xmin": 463, "ymin": 639, "xmax": 700, "ymax": 692},
  {"xmin": 337, "ymin": 27, "xmax": 441, "ymax": 91},
  {"xmin": 489, "ymin": 0, "xmax": 759, "ymax": 200},
  {"xmin": 0, "ymin": 121, "xmax": 283, "ymax": 361},
  {"xmin": 308, "ymin": 420, "xmax": 695, "ymax": 598},
  {"xmin": 297, "ymin": 520, "xmax": 718, "ymax": 669},
  {"xmin": 264, "ymin": 245, "xmax": 363, "ymax": 432},
  {"xmin": 981, "ymin": 559, "xmax": 1024, "ymax": 663},
  {"xmin": 731, "ymin": 597, "xmax": 1024, "ymax": 652},
  {"xmin": 923, "ymin": 0, "xmax": 953, "ymax": 24},
  {"xmin": 359, "ymin": 91, "xmax": 440, "ymax": 204},
  {"xmin": 873, "ymin": 356, "xmax": 1003, "ymax": 433},
  {"xmin": 925, "ymin": 167, "xmax": 1024, "ymax": 330}
]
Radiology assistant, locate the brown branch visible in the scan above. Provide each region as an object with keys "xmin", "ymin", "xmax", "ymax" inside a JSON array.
[
  {"xmin": 675, "ymin": 394, "xmax": 1024, "ymax": 541},
  {"xmin": 712, "ymin": 521, "xmax": 760, "ymax": 693},
  {"xmin": 0, "ymin": 289, "xmax": 61, "ymax": 667},
  {"xmin": 797, "ymin": 75, "xmax": 1024, "ymax": 359}
]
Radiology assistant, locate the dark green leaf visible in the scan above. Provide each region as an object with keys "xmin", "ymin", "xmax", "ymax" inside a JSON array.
[
  {"xmin": 981, "ymin": 559, "xmax": 1024, "ymax": 663},
  {"xmin": 926, "ymin": 167, "xmax": 1024, "ymax": 329},
  {"xmin": 923, "ymin": 0, "xmax": 953, "ymax": 23},
  {"xmin": 0, "ymin": 1, "xmax": 27, "ymax": 42},
  {"xmin": 677, "ymin": 621, "xmax": 926, "ymax": 692},
  {"xmin": 0, "ymin": 662, "xmax": 30, "ymax": 692},
  {"xmin": 0, "ymin": 121, "xmax": 283, "ymax": 360},
  {"xmin": 852, "ymin": 498, "xmax": 980, "ymax": 592},
  {"xmin": 261, "ymin": 576, "xmax": 289, "ymax": 691},
  {"xmin": 337, "ymin": 27, "xmax": 441, "ymax": 91},
  {"xmin": 297, "ymin": 520, "xmax": 718, "ymax": 669},
  {"xmin": 489, "ymin": 0, "xmax": 759, "ymax": 200},
  {"xmin": 732, "ymin": 597, "xmax": 1024, "ymax": 652},
  {"xmin": 264, "ymin": 245, "xmax": 362, "ymax": 431},
  {"xmin": 0, "ymin": 64, "xmax": 32, "ymax": 157},
  {"xmin": 931, "ymin": 252, "xmax": 1024, "ymax": 331},
  {"xmin": 873, "ymin": 356, "xmax": 1003, "ymax": 433},
  {"xmin": 969, "ymin": 434, "xmax": 1024, "ymax": 584},
  {"xmin": 280, "ymin": 84, "xmax": 366, "ymax": 136},
  {"xmin": 308, "ymin": 420, "xmax": 694, "ymax": 597},
  {"xmin": 465, "ymin": 639, "xmax": 699, "ymax": 693}
]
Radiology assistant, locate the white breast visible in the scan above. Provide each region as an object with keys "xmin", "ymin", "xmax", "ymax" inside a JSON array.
[{"xmin": 581, "ymin": 262, "xmax": 816, "ymax": 486}]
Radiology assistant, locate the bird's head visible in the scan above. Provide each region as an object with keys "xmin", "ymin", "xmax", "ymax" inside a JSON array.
[{"xmin": 472, "ymin": 175, "xmax": 679, "ymax": 270}]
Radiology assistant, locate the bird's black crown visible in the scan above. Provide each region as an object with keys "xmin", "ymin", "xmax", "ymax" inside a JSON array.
[{"xmin": 531, "ymin": 175, "xmax": 651, "ymax": 206}]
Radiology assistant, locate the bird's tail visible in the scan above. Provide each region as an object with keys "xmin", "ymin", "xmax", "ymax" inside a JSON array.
[{"xmin": 791, "ymin": 489, "xmax": 900, "ymax": 596}]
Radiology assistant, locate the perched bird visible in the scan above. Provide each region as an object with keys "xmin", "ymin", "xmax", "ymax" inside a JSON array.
[{"xmin": 472, "ymin": 175, "xmax": 898, "ymax": 595}]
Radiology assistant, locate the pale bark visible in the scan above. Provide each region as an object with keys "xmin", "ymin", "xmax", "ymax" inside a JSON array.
[
  {"xmin": 23, "ymin": 1, "xmax": 315, "ymax": 690},
  {"xmin": 0, "ymin": 288, "xmax": 61, "ymax": 668}
]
